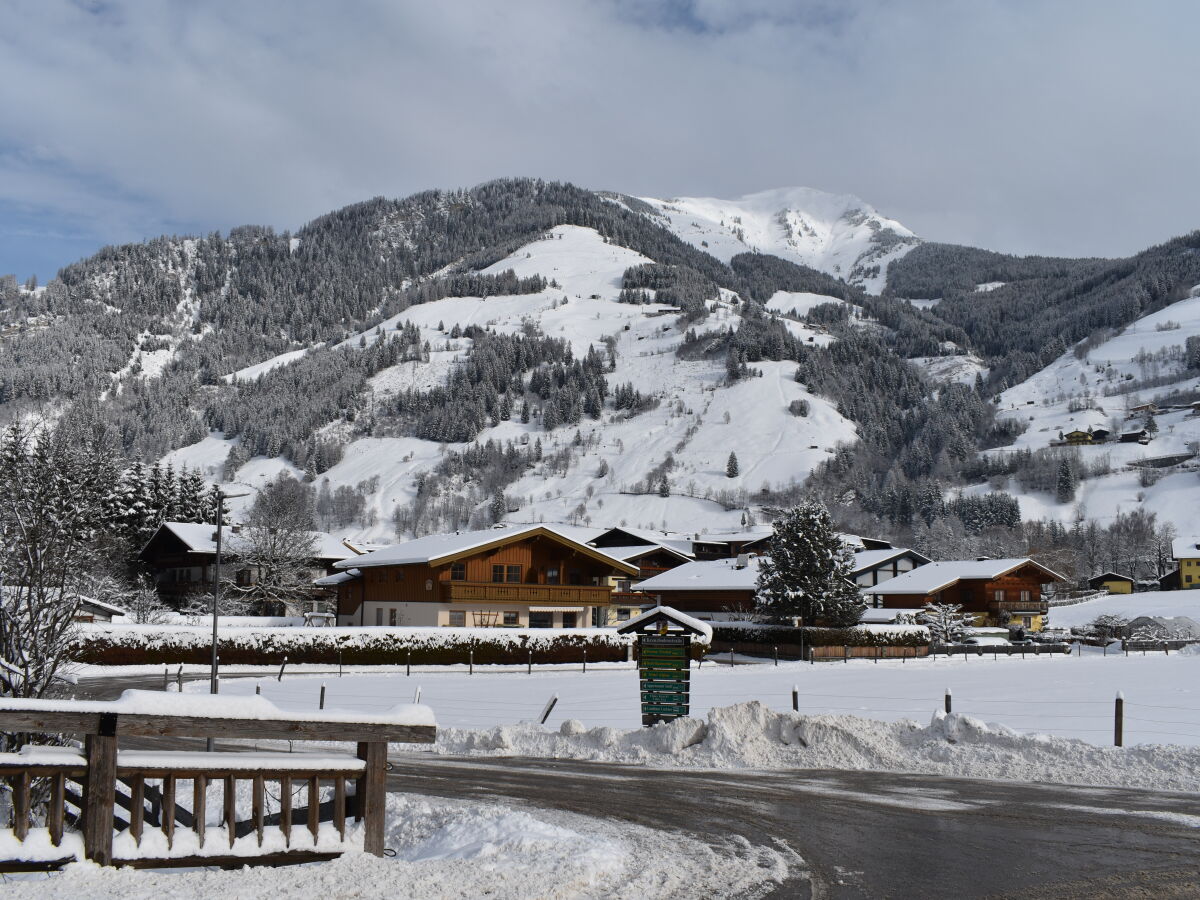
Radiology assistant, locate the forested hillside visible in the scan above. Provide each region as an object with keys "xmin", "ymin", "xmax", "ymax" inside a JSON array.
[{"xmin": 2, "ymin": 178, "xmax": 1199, "ymax": 565}]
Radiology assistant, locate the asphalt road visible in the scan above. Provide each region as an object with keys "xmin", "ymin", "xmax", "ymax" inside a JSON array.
[{"xmin": 76, "ymin": 674, "xmax": 1200, "ymax": 898}]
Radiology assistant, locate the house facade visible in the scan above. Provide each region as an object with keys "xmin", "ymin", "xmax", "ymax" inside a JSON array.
[
  {"xmin": 1088, "ymin": 572, "xmax": 1134, "ymax": 594},
  {"xmin": 139, "ymin": 521, "xmax": 363, "ymax": 609},
  {"xmin": 863, "ymin": 558, "xmax": 1066, "ymax": 631},
  {"xmin": 1173, "ymin": 537, "xmax": 1200, "ymax": 590},
  {"xmin": 851, "ymin": 548, "xmax": 931, "ymax": 588},
  {"xmin": 324, "ymin": 525, "xmax": 639, "ymax": 628}
]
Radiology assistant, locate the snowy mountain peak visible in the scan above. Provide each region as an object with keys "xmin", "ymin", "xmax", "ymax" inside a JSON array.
[{"xmin": 634, "ymin": 186, "xmax": 920, "ymax": 294}]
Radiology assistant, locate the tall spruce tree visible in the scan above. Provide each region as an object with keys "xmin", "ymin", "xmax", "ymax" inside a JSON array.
[
  {"xmin": 754, "ymin": 498, "xmax": 863, "ymax": 627},
  {"xmin": 726, "ymin": 451, "xmax": 739, "ymax": 478}
]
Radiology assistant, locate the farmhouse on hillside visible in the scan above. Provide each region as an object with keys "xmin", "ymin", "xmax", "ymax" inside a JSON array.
[
  {"xmin": 863, "ymin": 558, "xmax": 1066, "ymax": 631},
  {"xmin": 322, "ymin": 524, "xmax": 641, "ymax": 628}
]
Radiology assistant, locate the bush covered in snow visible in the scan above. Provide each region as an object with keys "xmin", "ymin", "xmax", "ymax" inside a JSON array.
[
  {"xmin": 71, "ymin": 624, "xmax": 648, "ymax": 666},
  {"xmin": 711, "ymin": 623, "xmax": 930, "ymax": 648}
]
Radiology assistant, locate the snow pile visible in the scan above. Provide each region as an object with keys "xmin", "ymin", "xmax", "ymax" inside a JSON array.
[
  {"xmin": 429, "ymin": 701, "xmax": 1200, "ymax": 791},
  {"xmin": 1, "ymin": 793, "xmax": 792, "ymax": 899}
]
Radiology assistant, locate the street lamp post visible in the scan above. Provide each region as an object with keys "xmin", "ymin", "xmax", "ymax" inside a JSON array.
[{"xmin": 208, "ymin": 487, "xmax": 248, "ymax": 751}]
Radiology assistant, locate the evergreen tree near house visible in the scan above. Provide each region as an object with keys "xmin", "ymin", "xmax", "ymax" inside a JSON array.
[
  {"xmin": 657, "ymin": 474, "xmax": 670, "ymax": 497},
  {"xmin": 920, "ymin": 602, "xmax": 975, "ymax": 644},
  {"xmin": 726, "ymin": 451, "xmax": 739, "ymax": 479},
  {"xmin": 754, "ymin": 498, "xmax": 864, "ymax": 627}
]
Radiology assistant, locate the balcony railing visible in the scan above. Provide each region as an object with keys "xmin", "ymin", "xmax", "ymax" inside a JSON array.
[
  {"xmin": 991, "ymin": 599, "xmax": 1050, "ymax": 614},
  {"xmin": 444, "ymin": 582, "xmax": 613, "ymax": 605}
]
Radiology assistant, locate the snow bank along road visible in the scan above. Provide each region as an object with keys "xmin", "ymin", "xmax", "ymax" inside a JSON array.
[
  {"xmin": 73, "ymin": 675, "xmax": 1200, "ymax": 898},
  {"xmin": 384, "ymin": 754, "xmax": 1200, "ymax": 899}
]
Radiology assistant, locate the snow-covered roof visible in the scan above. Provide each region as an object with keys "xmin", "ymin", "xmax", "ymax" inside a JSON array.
[
  {"xmin": 589, "ymin": 526, "xmax": 698, "ymax": 558},
  {"xmin": 614, "ymin": 605, "xmax": 713, "ymax": 642},
  {"xmin": 600, "ymin": 544, "xmax": 692, "ymax": 564},
  {"xmin": 76, "ymin": 594, "xmax": 127, "ymax": 617},
  {"xmin": 697, "ymin": 527, "xmax": 774, "ymax": 543},
  {"xmin": 314, "ymin": 569, "xmax": 360, "ymax": 587},
  {"xmin": 337, "ymin": 524, "xmax": 639, "ymax": 574},
  {"xmin": 150, "ymin": 522, "xmax": 360, "ymax": 562},
  {"xmin": 851, "ymin": 547, "xmax": 930, "ymax": 574},
  {"xmin": 636, "ymin": 556, "xmax": 764, "ymax": 592},
  {"xmin": 1172, "ymin": 537, "xmax": 1200, "ymax": 559},
  {"xmin": 862, "ymin": 558, "xmax": 1066, "ymax": 595}
]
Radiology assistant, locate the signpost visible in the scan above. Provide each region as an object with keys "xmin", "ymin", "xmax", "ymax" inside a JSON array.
[
  {"xmin": 616, "ymin": 606, "xmax": 709, "ymax": 727},
  {"xmin": 638, "ymin": 633, "xmax": 691, "ymax": 725}
]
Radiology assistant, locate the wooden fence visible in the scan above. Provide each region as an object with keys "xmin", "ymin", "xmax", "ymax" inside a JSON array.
[{"xmin": 0, "ymin": 699, "xmax": 435, "ymax": 870}]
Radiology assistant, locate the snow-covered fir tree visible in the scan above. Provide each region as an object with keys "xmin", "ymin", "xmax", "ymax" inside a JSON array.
[
  {"xmin": 754, "ymin": 498, "xmax": 863, "ymax": 627},
  {"xmin": 726, "ymin": 451, "xmax": 739, "ymax": 478},
  {"xmin": 919, "ymin": 602, "xmax": 975, "ymax": 644}
]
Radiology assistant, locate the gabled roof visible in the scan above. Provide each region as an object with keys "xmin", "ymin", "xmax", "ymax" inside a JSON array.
[
  {"xmin": 851, "ymin": 547, "xmax": 931, "ymax": 575},
  {"xmin": 589, "ymin": 526, "xmax": 698, "ymax": 559},
  {"xmin": 335, "ymin": 524, "xmax": 639, "ymax": 575},
  {"xmin": 599, "ymin": 544, "xmax": 692, "ymax": 564},
  {"xmin": 615, "ymin": 605, "xmax": 712, "ymax": 641},
  {"xmin": 142, "ymin": 522, "xmax": 361, "ymax": 562},
  {"xmin": 636, "ymin": 556, "xmax": 763, "ymax": 592},
  {"xmin": 862, "ymin": 558, "xmax": 1066, "ymax": 595},
  {"xmin": 1088, "ymin": 571, "xmax": 1133, "ymax": 584}
]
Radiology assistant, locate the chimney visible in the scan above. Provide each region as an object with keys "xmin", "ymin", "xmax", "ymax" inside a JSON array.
[{"xmin": 736, "ymin": 553, "xmax": 750, "ymax": 570}]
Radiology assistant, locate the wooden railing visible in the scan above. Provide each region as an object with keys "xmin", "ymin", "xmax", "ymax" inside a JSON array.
[
  {"xmin": 444, "ymin": 582, "xmax": 612, "ymax": 605},
  {"xmin": 991, "ymin": 600, "xmax": 1050, "ymax": 614},
  {"xmin": 0, "ymin": 697, "xmax": 435, "ymax": 869}
]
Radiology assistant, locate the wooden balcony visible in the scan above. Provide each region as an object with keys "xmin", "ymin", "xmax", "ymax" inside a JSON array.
[
  {"xmin": 443, "ymin": 582, "xmax": 613, "ymax": 605},
  {"xmin": 991, "ymin": 599, "xmax": 1049, "ymax": 615}
]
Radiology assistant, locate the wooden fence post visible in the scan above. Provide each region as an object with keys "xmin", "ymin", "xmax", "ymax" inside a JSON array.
[
  {"xmin": 83, "ymin": 715, "xmax": 118, "ymax": 865},
  {"xmin": 944, "ymin": 689, "xmax": 952, "ymax": 714},
  {"xmin": 357, "ymin": 741, "xmax": 388, "ymax": 857},
  {"xmin": 792, "ymin": 685, "xmax": 799, "ymax": 712},
  {"xmin": 1114, "ymin": 692, "xmax": 1124, "ymax": 747}
]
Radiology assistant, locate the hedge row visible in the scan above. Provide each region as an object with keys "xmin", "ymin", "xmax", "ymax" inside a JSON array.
[
  {"xmin": 70, "ymin": 624, "xmax": 658, "ymax": 666},
  {"xmin": 711, "ymin": 624, "xmax": 931, "ymax": 648}
]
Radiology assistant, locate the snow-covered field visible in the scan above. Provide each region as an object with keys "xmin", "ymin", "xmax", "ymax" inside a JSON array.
[
  {"xmin": 1049, "ymin": 589, "xmax": 1200, "ymax": 628},
  {"xmin": 187, "ymin": 646, "xmax": 1200, "ymax": 790},
  {"xmin": 0, "ymin": 793, "xmax": 789, "ymax": 900}
]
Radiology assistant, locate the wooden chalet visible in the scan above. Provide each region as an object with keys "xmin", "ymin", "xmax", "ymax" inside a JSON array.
[
  {"xmin": 1173, "ymin": 537, "xmax": 1200, "ymax": 589},
  {"xmin": 323, "ymin": 525, "xmax": 640, "ymax": 628},
  {"xmin": 1063, "ymin": 429, "xmax": 1094, "ymax": 445},
  {"xmin": 634, "ymin": 555, "xmax": 762, "ymax": 620},
  {"xmin": 1119, "ymin": 428, "xmax": 1149, "ymax": 443},
  {"xmin": 863, "ymin": 558, "xmax": 1066, "ymax": 631},
  {"xmin": 139, "ymin": 521, "xmax": 364, "ymax": 608}
]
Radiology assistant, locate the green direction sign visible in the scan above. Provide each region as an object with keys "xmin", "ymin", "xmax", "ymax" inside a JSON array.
[{"xmin": 637, "ymin": 634, "xmax": 692, "ymax": 726}]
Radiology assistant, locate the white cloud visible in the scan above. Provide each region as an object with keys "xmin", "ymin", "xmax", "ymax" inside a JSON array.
[{"xmin": 0, "ymin": 0, "xmax": 1197, "ymax": 270}]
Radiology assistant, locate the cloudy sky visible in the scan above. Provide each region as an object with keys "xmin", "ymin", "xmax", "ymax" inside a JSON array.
[{"xmin": 2, "ymin": 0, "xmax": 1197, "ymax": 281}]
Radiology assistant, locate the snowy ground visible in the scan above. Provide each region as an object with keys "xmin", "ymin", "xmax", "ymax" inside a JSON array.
[
  {"xmin": 181, "ymin": 646, "xmax": 1200, "ymax": 790},
  {"xmin": 0, "ymin": 792, "xmax": 791, "ymax": 899},
  {"xmin": 1048, "ymin": 589, "xmax": 1200, "ymax": 628}
]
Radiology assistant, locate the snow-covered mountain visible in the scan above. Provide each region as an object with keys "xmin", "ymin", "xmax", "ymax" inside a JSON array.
[
  {"xmin": 629, "ymin": 187, "xmax": 921, "ymax": 294},
  {"xmin": 163, "ymin": 224, "xmax": 855, "ymax": 539},
  {"xmin": 5, "ymin": 176, "xmax": 1200, "ymax": 550}
]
